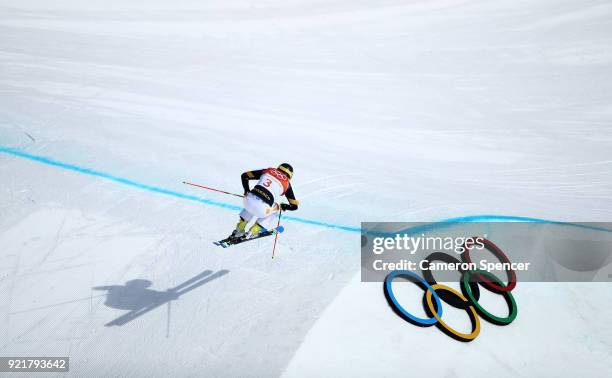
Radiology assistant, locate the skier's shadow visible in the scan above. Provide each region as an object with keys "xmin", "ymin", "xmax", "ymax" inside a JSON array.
[{"xmin": 94, "ymin": 269, "xmax": 229, "ymax": 327}]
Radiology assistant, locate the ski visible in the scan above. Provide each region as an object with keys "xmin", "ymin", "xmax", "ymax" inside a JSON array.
[{"xmin": 213, "ymin": 226, "xmax": 284, "ymax": 248}]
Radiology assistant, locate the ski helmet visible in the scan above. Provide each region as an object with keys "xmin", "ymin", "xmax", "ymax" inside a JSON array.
[{"xmin": 278, "ymin": 163, "xmax": 293, "ymax": 179}]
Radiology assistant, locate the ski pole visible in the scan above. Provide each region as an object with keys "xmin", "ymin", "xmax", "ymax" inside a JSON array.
[
  {"xmin": 182, "ymin": 181, "xmax": 244, "ymax": 198},
  {"xmin": 271, "ymin": 209, "xmax": 283, "ymax": 259}
]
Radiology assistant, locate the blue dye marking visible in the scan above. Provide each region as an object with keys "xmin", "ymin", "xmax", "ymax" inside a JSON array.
[{"xmin": 1, "ymin": 145, "xmax": 609, "ymax": 235}]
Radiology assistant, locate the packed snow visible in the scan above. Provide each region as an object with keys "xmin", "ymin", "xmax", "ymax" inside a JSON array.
[{"xmin": 1, "ymin": 0, "xmax": 611, "ymax": 376}]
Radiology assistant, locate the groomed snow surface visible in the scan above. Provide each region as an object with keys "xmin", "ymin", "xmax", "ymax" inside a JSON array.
[{"xmin": 1, "ymin": 0, "xmax": 611, "ymax": 376}]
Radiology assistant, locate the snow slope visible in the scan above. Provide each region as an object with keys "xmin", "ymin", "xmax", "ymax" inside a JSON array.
[{"xmin": 0, "ymin": 0, "xmax": 611, "ymax": 376}]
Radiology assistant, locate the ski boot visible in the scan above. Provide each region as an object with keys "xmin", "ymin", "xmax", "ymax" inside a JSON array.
[
  {"xmin": 230, "ymin": 218, "xmax": 248, "ymax": 239},
  {"xmin": 246, "ymin": 223, "xmax": 266, "ymax": 239}
]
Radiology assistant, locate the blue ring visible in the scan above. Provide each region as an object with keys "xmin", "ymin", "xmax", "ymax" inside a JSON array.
[{"xmin": 385, "ymin": 270, "xmax": 442, "ymax": 326}]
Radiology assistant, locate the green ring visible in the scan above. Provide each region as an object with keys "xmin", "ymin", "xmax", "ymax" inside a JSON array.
[{"xmin": 462, "ymin": 270, "xmax": 518, "ymax": 325}]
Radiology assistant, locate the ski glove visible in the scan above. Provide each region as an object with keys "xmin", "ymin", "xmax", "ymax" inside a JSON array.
[{"xmin": 281, "ymin": 203, "xmax": 297, "ymax": 211}]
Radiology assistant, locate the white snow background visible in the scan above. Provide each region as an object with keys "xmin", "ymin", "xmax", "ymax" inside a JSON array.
[{"xmin": 0, "ymin": 0, "xmax": 611, "ymax": 377}]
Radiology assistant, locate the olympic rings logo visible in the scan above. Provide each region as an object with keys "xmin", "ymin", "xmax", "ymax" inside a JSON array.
[
  {"xmin": 267, "ymin": 168, "xmax": 289, "ymax": 182},
  {"xmin": 383, "ymin": 238, "xmax": 518, "ymax": 342}
]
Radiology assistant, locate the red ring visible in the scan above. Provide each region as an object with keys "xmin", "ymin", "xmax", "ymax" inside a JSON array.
[{"xmin": 461, "ymin": 237, "xmax": 517, "ymax": 292}]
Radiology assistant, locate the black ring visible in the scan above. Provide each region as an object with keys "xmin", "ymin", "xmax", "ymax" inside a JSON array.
[{"xmin": 422, "ymin": 252, "xmax": 480, "ymax": 308}]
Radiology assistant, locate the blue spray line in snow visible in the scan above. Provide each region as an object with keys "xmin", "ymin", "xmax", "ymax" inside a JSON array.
[
  {"xmin": 0, "ymin": 145, "xmax": 359, "ymax": 231},
  {"xmin": 362, "ymin": 215, "xmax": 612, "ymax": 237},
  {"xmin": 1, "ymin": 145, "xmax": 610, "ymax": 235}
]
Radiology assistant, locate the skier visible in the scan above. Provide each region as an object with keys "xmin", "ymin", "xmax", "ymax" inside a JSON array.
[{"xmin": 230, "ymin": 163, "xmax": 299, "ymax": 239}]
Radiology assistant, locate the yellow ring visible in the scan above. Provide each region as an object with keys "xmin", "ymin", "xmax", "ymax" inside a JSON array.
[{"xmin": 425, "ymin": 284, "xmax": 481, "ymax": 341}]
